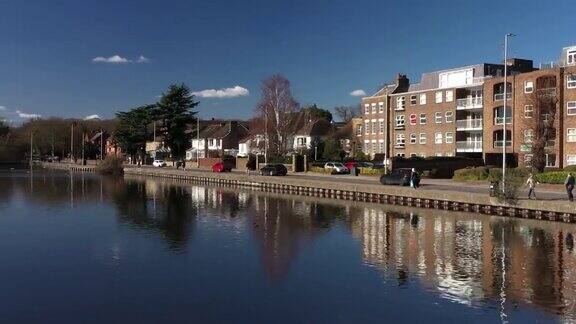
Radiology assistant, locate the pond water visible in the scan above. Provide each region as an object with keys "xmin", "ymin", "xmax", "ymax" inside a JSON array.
[{"xmin": 0, "ymin": 169, "xmax": 575, "ymax": 323}]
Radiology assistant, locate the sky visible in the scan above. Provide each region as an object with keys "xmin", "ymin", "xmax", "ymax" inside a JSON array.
[{"xmin": 0, "ymin": 0, "xmax": 574, "ymax": 123}]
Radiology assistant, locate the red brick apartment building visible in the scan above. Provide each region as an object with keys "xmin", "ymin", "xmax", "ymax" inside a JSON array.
[{"xmin": 361, "ymin": 44, "xmax": 576, "ymax": 168}]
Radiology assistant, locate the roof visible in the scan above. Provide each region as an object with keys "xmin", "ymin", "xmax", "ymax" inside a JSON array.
[{"xmin": 295, "ymin": 118, "xmax": 331, "ymax": 136}]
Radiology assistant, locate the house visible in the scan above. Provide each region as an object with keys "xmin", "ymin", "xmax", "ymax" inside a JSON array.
[
  {"xmin": 186, "ymin": 120, "xmax": 249, "ymax": 160},
  {"xmin": 238, "ymin": 134, "xmax": 266, "ymax": 157},
  {"xmin": 292, "ymin": 118, "xmax": 332, "ymax": 151}
]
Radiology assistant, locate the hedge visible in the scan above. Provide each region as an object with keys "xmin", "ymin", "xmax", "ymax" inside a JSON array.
[
  {"xmin": 452, "ymin": 167, "xmax": 490, "ymax": 181},
  {"xmin": 534, "ymin": 171, "xmax": 569, "ymax": 184},
  {"xmin": 360, "ymin": 167, "xmax": 386, "ymax": 176},
  {"xmin": 308, "ymin": 166, "xmax": 332, "ymax": 174}
]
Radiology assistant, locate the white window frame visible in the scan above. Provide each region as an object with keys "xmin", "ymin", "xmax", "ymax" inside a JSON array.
[
  {"xmin": 396, "ymin": 133, "xmax": 405, "ymax": 145},
  {"xmin": 434, "ymin": 132, "xmax": 443, "ymax": 144},
  {"xmin": 364, "ymin": 121, "xmax": 370, "ymax": 135},
  {"xmin": 395, "ymin": 115, "xmax": 405, "ymax": 127},
  {"xmin": 396, "ymin": 96, "xmax": 405, "ymax": 110},
  {"xmin": 435, "ymin": 91, "xmax": 443, "ymax": 103},
  {"xmin": 378, "ymin": 120, "xmax": 385, "ymax": 134},
  {"xmin": 524, "ymin": 129, "xmax": 533, "ymax": 143},
  {"xmin": 568, "ymin": 75, "xmax": 576, "ymax": 89},
  {"xmin": 378, "ymin": 102, "xmax": 384, "ymax": 113},
  {"xmin": 567, "ymin": 154, "xmax": 576, "ymax": 166},
  {"xmin": 409, "ymin": 133, "xmax": 417, "ymax": 144},
  {"xmin": 396, "ymin": 153, "xmax": 405, "ymax": 157},
  {"xmin": 371, "ymin": 120, "xmax": 377, "ymax": 134},
  {"xmin": 546, "ymin": 154, "xmax": 557, "ymax": 168},
  {"xmin": 435, "ymin": 112, "xmax": 442, "ymax": 124},
  {"xmin": 568, "ymin": 128, "xmax": 576, "ymax": 142},
  {"xmin": 568, "ymin": 49, "xmax": 576, "ymax": 66},
  {"xmin": 445, "ymin": 90, "xmax": 454, "ymax": 102},
  {"xmin": 524, "ymin": 105, "xmax": 533, "ymax": 118},
  {"xmin": 419, "ymin": 93, "xmax": 427, "ymax": 105},
  {"xmin": 364, "ymin": 104, "xmax": 370, "ymax": 115},
  {"xmin": 445, "ymin": 111, "xmax": 453, "ymax": 123},
  {"xmin": 371, "ymin": 103, "xmax": 377, "ymax": 114},
  {"xmin": 568, "ymin": 101, "xmax": 576, "ymax": 116},
  {"xmin": 419, "ymin": 113, "xmax": 427, "ymax": 125},
  {"xmin": 445, "ymin": 132, "xmax": 453, "ymax": 144},
  {"xmin": 435, "ymin": 153, "xmax": 443, "ymax": 157},
  {"xmin": 524, "ymin": 81, "xmax": 534, "ymax": 93},
  {"xmin": 410, "ymin": 95, "xmax": 417, "ymax": 105},
  {"xmin": 419, "ymin": 133, "xmax": 427, "ymax": 144}
]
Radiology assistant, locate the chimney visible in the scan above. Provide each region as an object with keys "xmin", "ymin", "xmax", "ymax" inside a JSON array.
[{"xmin": 395, "ymin": 74, "xmax": 410, "ymax": 92}]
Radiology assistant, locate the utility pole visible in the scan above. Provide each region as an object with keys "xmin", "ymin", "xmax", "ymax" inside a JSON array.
[
  {"xmin": 264, "ymin": 110, "xmax": 268, "ymax": 165},
  {"xmin": 100, "ymin": 128, "xmax": 104, "ymax": 161},
  {"xmin": 70, "ymin": 122, "xmax": 74, "ymax": 163},
  {"xmin": 81, "ymin": 130, "xmax": 85, "ymax": 165},
  {"xmin": 29, "ymin": 131, "xmax": 33, "ymax": 168},
  {"xmin": 502, "ymin": 33, "xmax": 515, "ymax": 194},
  {"xmin": 196, "ymin": 117, "xmax": 200, "ymax": 168}
]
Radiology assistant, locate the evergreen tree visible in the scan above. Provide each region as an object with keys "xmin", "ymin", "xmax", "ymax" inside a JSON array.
[
  {"xmin": 115, "ymin": 105, "xmax": 154, "ymax": 162},
  {"xmin": 154, "ymin": 84, "xmax": 199, "ymax": 160}
]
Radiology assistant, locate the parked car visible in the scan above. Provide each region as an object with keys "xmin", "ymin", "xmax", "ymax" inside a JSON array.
[
  {"xmin": 379, "ymin": 168, "xmax": 412, "ymax": 186},
  {"xmin": 152, "ymin": 159, "xmax": 166, "ymax": 167},
  {"xmin": 212, "ymin": 162, "xmax": 232, "ymax": 173},
  {"xmin": 259, "ymin": 164, "xmax": 287, "ymax": 176},
  {"xmin": 324, "ymin": 162, "xmax": 349, "ymax": 174},
  {"xmin": 344, "ymin": 161, "xmax": 374, "ymax": 170}
]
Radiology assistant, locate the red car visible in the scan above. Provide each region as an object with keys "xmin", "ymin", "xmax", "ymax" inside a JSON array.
[
  {"xmin": 212, "ymin": 162, "xmax": 232, "ymax": 172},
  {"xmin": 344, "ymin": 161, "xmax": 357, "ymax": 170}
]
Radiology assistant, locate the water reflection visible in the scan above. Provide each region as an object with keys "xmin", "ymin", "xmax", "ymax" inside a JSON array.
[{"xmin": 1, "ymin": 170, "xmax": 576, "ymax": 321}]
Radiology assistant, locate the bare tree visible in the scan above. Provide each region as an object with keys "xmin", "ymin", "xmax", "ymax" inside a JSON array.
[
  {"xmin": 255, "ymin": 75, "xmax": 300, "ymax": 156},
  {"xmin": 334, "ymin": 104, "xmax": 359, "ymax": 123},
  {"xmin": 528, "ymin": 75, "xmax": 559, "ymax": 172}
]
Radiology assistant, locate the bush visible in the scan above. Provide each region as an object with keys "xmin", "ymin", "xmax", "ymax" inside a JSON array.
[
  {"xmin": 308, "ymin": 166, "xmax": 332, "ymax": 174},
  {"xmin": 535, "ymin": 171, "xmax": 568, "ymax": 184},
  {"xmin": 488, "ymin": 167, "xmax": 532, "ymax": 182},
  {"xmin": 564, "ymin": 165, "xmax": 576, "ymax": 172},
  {"xmin": 487, "ymin": 168, "xmax": 531, "ymax": 205},
  {"xmin": 360, "ymin": 167, "xmax": 386, "ymax": 176},
  {"xmin": 96, "ymin": 156, "xmax": 124, "ymax": 176},
  {"xmin": 453, "ymin": 167, "xmax": 490, "ymax": 181}
]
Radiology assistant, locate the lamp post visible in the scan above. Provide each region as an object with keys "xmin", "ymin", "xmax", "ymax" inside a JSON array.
[
  {"xmin": 29, "ymin": 131, "xmax": 34, "ymax": 168},
  {"xmin": 196, "ymin": 117, "xmax": 200, "ymax": 168},
  {"xmin": 502, "ymin": 33, "xmax": 515, "ymax": 193}
]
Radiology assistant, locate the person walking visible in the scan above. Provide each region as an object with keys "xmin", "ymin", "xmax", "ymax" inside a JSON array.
[
  {"xmin": 565, "ymin": 172, "xmax": 575, "ymax": 202},
  {"xmin": 410, "ymin": 168, "xmax": 420, "ymax": 189},
  {"xmin": 525, "ymin": 173, "xmax": 537, "ymax": 200}
]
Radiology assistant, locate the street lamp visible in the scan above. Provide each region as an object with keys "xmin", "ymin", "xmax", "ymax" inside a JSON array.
[{"xmin": 502, "ymin": 33, "xmax": 515, "ymax": 193}]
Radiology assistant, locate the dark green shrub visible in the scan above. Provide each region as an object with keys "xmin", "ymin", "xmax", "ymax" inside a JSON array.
[
  {"xmin": 487, "ymin": 168, "xmax": 531, "ymax": 205},
  {"xmin": 563, "ymin": 165, "xmax": 576, "ymax": 172},
  {"xmin": 534, "ymin": 171, "xmax": 568, "ymax": 184},
  {"xmin": 96, "ymin": 156, "xmax": 124, "ymax": 176},
  {"xmin": 453, "ymin": 167, "xmax": 489, "ymax": 181}
]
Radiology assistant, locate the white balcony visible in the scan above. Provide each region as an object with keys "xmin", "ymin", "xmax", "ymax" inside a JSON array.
[
  {"xmin": 456, "ymin": 141, "xmax": 483, "ymax": 153},
  {"xmin": 493, "ymin": 93, "xmax": 512, "ymax": 101},
  {"xmin": 456, "ymin": 97, "xmax": 483, "ymax": 110},
  {"xmin": 456, "ymin": 119, "xmax": 483, "ymax": 131}
]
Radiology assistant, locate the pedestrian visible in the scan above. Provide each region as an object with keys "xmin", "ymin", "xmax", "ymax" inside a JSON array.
[
  {"xmin": 565, "ymin": 172, "xmax": 575, "ymax": 202},
  {"xmin": 410, "ymin": 168, "xmax": 420, "ymax": 189},
  {"xmin": 182, "ymin": 160, "xmax": 186, "ymax": 170},
  {"xmin": 525, "ymin": 173, "xmax": 537, "ymax": 199}
]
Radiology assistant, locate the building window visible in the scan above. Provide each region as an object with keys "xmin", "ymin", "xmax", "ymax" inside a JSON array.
[
  {"xmin": 409, "ymin": 133, "xmax": 417, "ymax": 144},
  {"xmin": 356, "ymin": 125, "xmax": 362, "ymax": 136},
  {"xmin": 395, "ymin": 115, "xmax": 405, "ymax": 127},
  {"xmin": 379, "ymin": 142, "xmax": 384, "ymax": 153},
  {"xmin": 410, "ymin": 95, "xmax": 417, "ymax": 105},
  {"xmin": 524, "ymin": 81, "xmax": 534, "ymax": 93},
  {"xmin": 396, "ymin": 153, "xmax": 405, "ymax": 157},
  {"xmin": 494, "ymin": 106, "xmax": 512, "ymax": 124},
  {"xmin": 568, "ymin": 128, "xmax": 576, "ymax": 142},
  {"xmin": 371, "ymin": 121, "xmax": 377, "ymax": 134},
  {"xmin": 568, "ymin": 49, "xmax": 576, "ymax": 66},
  {"xmin": 419, "ymin": 153, "xmax": 426, "ymax": 158},
  {"xmin": 419, "ymin": 113, "xmax": 427, "ymax": 124},
  {"xmin": 524, "ymin": 105, "xmax": 533, "ymax": 118},
  {"xmin": 419, "ymin": 133, "xmax": 427, "ymax": 144},
  {"xmin": 379, "ymin": 120, "xmax": 385, "ymax": 134},
  {"xmin": 396, "ymin": 134, "xmax": 405, "ymax": 146},
  {"xmin": 365, "ymin": 121, "xmax": 370, "ymax": 135},
  {"xmin": 409, "ymin": 114, "xmax": 417, "ymax": 125},
  {"xmin": 410, "ymin": 153, "xmax": 417, "ymax": 158},
  {"xmin": 568, "ymin": 101, "xmax": 576, "ymax": 116},
  {"xmin": 546, "ymin": 154, "xmax": 557, "ymax": 167},
  {"xmin": 364, "ymin": 104, "xmax": 370, "ymax": 114},
  {"xmin": 419, "ymin": 94, "xmax": 427, "ymax": 105},
  {"xmin": 445, "ymin": 111, "xmax": 453, "ymax": 123},
  {"xmin": 378, "ymin": 102, "xmax": 384, "ymax": 113},
  {"xmin": 445, "ymin": 132, "xmax": 453, "ymax": 143},
  {"xmin": 524, "ymin": 129, "xmax": 533, "ymax": 143},
  {"xmin": 567, "ymin": 155, "xmax": 576, "ymax": 166},
  {"xmin": 434, "ymin": 132, "xmax": 443, "ymax": 144},
  {"xmin": 568, "ymin": 75, "xmax": 576, "ymax": 89},
  {"xmin": 435, "ymin": 91, "xmax": 443, "ymax": 103},
  {"xmin": 445, "ymin": 90, "xmax": 453, "ymax": 102},
  {"xmin": 371, "ymin": 104, "xmax": 377, "ymax": 114},
  {"xmin": 435, "ymin": 153, "xmax": 443, "ymax": 157},
  {"xmin": 435, "ymin": 112, "xmax": 442, "ymax": 123},
  {"xmin": 396, "ymin": 97, "xmax": 405, "ymax": 110}
]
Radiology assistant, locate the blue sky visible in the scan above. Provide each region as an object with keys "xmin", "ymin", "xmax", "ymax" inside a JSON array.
[{"xmin": 0, "ymin": 0, "xmax": 574, "ymax": 122}]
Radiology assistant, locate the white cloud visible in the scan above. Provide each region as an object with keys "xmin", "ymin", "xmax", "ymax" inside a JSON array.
[
  {"xmin": 15, "ymin": 110, "xmax": 41, "ymax": 119},
  {"xmin": 84, "ymin": 114, "xmax": 101, "ymax": 120},
  {"xmin": 0, "ymin": 106, "xmax": 6, "ymax": 111},
  {"xmin": 350, "ymin": 89, "xmax": 366, "ymax": 97},
  {"xmin": 192, "ymin": 85, "xmax": 249, "ymax": 98},
  {"xmin": 92, "ymin": 55, "xmax": 131, "ymax": 64},
  {"xmin": 137, "ymin": 55, "xmax": 150, "ymax": 63}
]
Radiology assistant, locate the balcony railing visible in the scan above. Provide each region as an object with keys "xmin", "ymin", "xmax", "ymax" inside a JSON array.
[
  {"xmin": 456, "ymin": 97, "xmax": 483, "ymax": 110},
  {"xmin": 493, "ymin": 140, "xmax": 512, "ymax": 148},
  {"xmin": 494, "ymin": 117, "xmax": 512, "ymax": 125},
  {"xmin": 494, "ymin": 93, "xmax": 512, "ymax": 101},
  {"xmin": 456, "ymin": 141, "xmax": 483, "ymax": 152},
  {"xmin": 456, "ymin": 119, "xmax": 483, "ymax": 130}
]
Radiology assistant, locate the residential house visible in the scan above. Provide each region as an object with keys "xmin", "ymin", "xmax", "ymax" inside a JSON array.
[{"xmin": 187, "ymin": 120, "xmax": 249, "ymax": 160}]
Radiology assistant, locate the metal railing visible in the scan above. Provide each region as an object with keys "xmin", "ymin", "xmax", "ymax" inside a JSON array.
[
  {"xmin": 456, "ymin": 141, "xmax": 483, "ymax": 152},
  {"xmin": 494, "ymin": 93, "xmax": 512, "ymax": 101},
  {"xmin": 456, "ymin": 97, "xmax": 483, "ymax": 109},
  {"xmin": 456, "ymin": 119, "xmax": 483, "ymax": 130},
  {"xmin": 493, "ymin": 140, "xmax": 512, "ymax": 148}
]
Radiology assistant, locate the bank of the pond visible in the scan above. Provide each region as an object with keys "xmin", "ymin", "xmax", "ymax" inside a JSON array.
[{"xmin": 41, "ymin": 162, "xmax": 576, "ymax": 223}]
